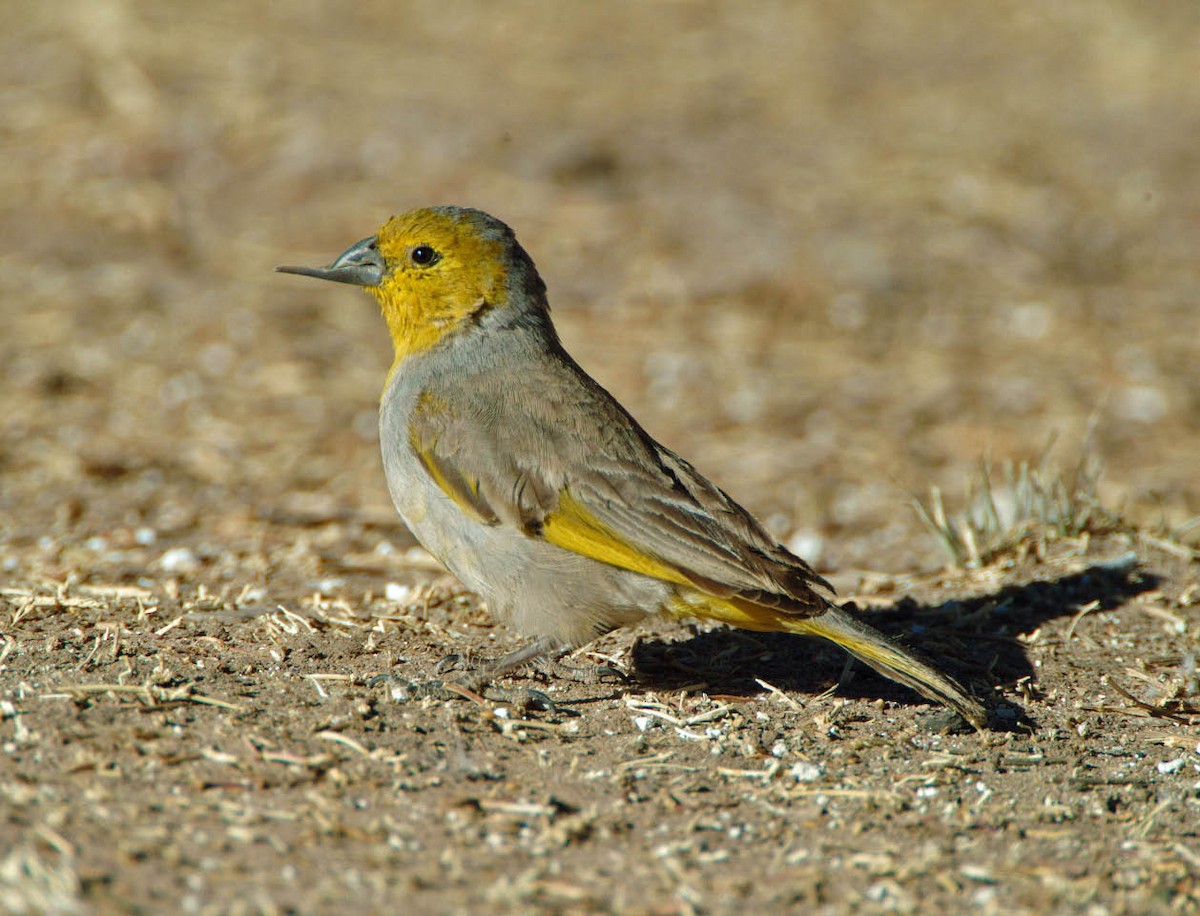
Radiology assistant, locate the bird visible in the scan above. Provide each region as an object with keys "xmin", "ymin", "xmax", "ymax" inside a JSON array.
[{"xmin": 278, "ymin": 206, "xmax": 987, "ymax": 730}]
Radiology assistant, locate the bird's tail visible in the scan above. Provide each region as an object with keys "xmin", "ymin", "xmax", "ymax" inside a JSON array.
[
  {"xmin": 673, "ymin": 592, "xmax": 988, "ymax": 730},
  {"xmin": 789, "ymin": 603, "xmax": 987, "ymax": 729}
]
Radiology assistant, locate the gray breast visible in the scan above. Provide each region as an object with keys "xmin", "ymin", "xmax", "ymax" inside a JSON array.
[{"xmin": 376, "ymin": 359, "xmax": 671, "ymax": 649}]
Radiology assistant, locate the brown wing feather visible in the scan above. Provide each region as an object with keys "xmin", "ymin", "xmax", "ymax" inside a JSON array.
[{"xmin": 407, "ymin": 350, "xmax": 833, "ymax": 614}]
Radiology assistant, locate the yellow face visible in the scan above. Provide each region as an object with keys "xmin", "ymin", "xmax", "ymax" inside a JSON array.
[
  {"xmin": 279, "ymin": 206, "xmax": 532, "ymax": 368},
  {"xmin": 369, "ymin": 207, "xmax": 521, "ymax": 363},
  {"xmin": 278, "ymin": 206, "xmax": 549, "ymax": 389}
]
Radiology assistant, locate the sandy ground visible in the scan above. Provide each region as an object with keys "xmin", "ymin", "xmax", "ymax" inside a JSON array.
[{"xmin": 2, "ymin": 1, "xmax": 1199, "ymax": 912}]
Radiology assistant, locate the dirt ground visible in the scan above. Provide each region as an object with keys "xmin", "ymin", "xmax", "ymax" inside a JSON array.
[{"xmin": 3, "ymin": 1, "xmax": 1200, "ymax": 913}]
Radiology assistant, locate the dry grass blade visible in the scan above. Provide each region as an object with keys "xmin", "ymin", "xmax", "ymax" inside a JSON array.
[
  {"xmin": 1064, "ymin": 600, "xmax": 1102, "ymax": 640},
  {"xmin": 913, "ymin": 446, "xmax": 1123, "ymax": 569},
  {"xmin": 316, "ymin": 731, "xmax": 372, "ymax": 756},
  {"xmin": 41, "ymin": 682, "xmax": 243, "ymax": 712},
  {"xmin": 753, "ymin": 678, "xmax": 804, "ymax": 710},
  {"xmin": 1106, "ymin": 679, "xmax": 1198, "ymax": 726}
]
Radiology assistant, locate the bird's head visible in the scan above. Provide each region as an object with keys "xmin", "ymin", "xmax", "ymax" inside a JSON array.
[{"xmin": 278, "ymin": 207, "xmax": 547, "ymax": 365}]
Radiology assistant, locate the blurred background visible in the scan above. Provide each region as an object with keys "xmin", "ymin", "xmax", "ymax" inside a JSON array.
[{"xmin": 2, "ymin": 0, "xmax": 1198, "ymax": 573}]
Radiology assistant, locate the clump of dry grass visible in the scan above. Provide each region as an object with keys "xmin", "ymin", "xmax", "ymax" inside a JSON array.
[
  {"xmin": 915, "ymin": 443, "xmax": 1200, "ymax": 569},
  {"xmin": 913, "ymin": 446, "xmax": 1120, "ymax": 569}
]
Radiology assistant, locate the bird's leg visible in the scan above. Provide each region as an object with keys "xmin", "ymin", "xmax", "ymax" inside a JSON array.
[
  {"xmin": 465, "ymin": 636, "xmax": 561, "ymax": 687},
  {"xmin": 533, "ymin": 649, "xmax": 628, "ymax": 686},
  {"xmin": 383, "ymin": 637, "xmax": 562, "ymax": 710},
  {"xmin": 434, "ymin": 639, "xmax": 626, "ymax": 687},
  {"xmin": 459, "ymin": 637, "xmax": 561, "ymax": 710}
]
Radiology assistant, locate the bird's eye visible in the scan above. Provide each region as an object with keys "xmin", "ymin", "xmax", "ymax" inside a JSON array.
[{"xmin": 410, "ymin": 245, "xmax": 439, "ymax": 266}]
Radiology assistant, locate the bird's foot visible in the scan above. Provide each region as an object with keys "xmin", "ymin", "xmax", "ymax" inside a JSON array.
[
  {"xmin": 534, "ymin": 654, "xmax": 628, "ymax": 686},
  {"xmin": 375, "ymin": 675, "xmax": 559, "ymax": 713},
  {"xmin": 376, "ymin": 637, "xmax": 565, "ymax": 711},
  {"xmin": 371, "ymin": 674, "xmax": 462, "ymax": 702},
  {"xmin": 486, "ymin": 687, "xmax": 559, "ymax": 713}
]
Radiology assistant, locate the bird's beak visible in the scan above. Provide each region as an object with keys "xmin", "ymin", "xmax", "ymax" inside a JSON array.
[{"xmin": 277, "ymin": 236, "xmax": 385, "ymax": 287}]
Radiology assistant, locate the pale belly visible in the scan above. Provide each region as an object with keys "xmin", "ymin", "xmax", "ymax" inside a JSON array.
[{"xmin": 379, "ymin": 419, "xmax": 670, "ymax": 649}]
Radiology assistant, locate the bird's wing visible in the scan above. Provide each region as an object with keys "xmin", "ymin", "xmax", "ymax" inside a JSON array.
[{"xmin": 407, "ymin": 369, "xmax": 833, "ymax": 616}]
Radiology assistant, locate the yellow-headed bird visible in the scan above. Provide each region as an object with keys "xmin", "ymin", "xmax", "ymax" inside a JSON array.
[{"xmin": 279, "ymin": 207, "xmax": 987, "ymax": 729}]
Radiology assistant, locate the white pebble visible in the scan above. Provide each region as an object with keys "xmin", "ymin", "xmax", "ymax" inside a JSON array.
[
  {"xmin": 789, "ymin": 761, "xmax": 823, "ymax": 783},
  {"xmin": 384, "ymin": 583, "xmax": 411, "ymax": 602},
  {"xmin": 1116, "ymin": 384, "xmax": 1168, "ymax": 424},
  {"xmin": 1004, "ymin": 301, "xmax": 1052, "ymax": 341},
  {"xmin": 159, "ymin": 547, "xmax": 198, "ymax": 573},
  {"xmin": 786, "ymin": 529, "xmax": 824, "ymax": 565}
]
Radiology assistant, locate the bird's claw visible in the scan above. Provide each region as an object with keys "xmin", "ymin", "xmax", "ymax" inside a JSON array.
[
  {"xmin": 489, "ymin": 687, "xmax": 558, "ymax": 713},
  {"xmin": 536, "ymin": 657, "xmax": 628, "ymax": 686},
  {"xmin": 433, "ymin": 653, "xmax": 467, "ymax": 676},
  {"xmin": 373, "ymin": 675, "xmax": 558, "ymax": 713},
  {"xmin": 373, "ymin": 675, "xmax": 459, "ymax": 702}
]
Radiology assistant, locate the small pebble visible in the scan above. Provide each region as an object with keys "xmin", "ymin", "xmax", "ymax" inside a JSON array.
[
  {"xmin": 159, "ymin": 546, "xmax": 198, "ymax": 572},
  {"xmin": 789, "ymin": 761, "xmax": 823, "ymax": 782},
  {"xmin": 385, "ymin": 583, "xmax": 411, "ymax": 602}
]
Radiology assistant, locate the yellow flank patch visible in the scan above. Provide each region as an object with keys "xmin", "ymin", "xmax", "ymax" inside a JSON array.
[
  {"xmin": 411, "ymin": 438, "xmax": 490, "ymax": 524},
  {"xmin": 670, "ymin": 590, "xmax": 891, "ymax": 671},
  {"xmin": 542, "ymin": 490, "xmax": 693, "ymax": 586},
  {"xmin": 667, "ymin": 590, "xmax": 792, "ymax": 631}
]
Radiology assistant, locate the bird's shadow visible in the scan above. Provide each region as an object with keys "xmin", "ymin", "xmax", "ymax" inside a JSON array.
[{"xmin": 628, "ymin": 558, "xmax": 1156, "ymax": 730}]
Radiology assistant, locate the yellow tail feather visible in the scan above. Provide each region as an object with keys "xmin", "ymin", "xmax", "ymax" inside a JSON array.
[{"xmin": 670, "ymin": 590, "xmax": 987, "ymax": 730}]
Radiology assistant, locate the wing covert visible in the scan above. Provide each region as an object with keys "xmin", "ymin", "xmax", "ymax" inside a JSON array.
[{"xmin": 405, "ymin": 370, "xmax": 833, "ymax": 614}]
